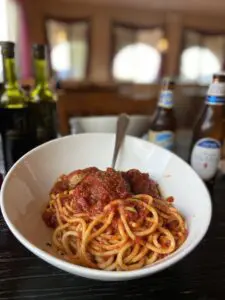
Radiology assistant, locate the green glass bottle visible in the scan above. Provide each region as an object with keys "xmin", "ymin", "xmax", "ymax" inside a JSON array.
[
  {"xmin": 30, "ymin": 44, "xmax": 57, "ymax": 145},
  {"xmin": 0, "ymin": 41, "xmax": 35, "ymax": 172}
]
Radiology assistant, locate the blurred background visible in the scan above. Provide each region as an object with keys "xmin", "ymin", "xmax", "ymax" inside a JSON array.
[
  {"xmin": 2, "ymin": 0, "xmax": 225, "ymax": 85},
  {"xmin": 1, "ymin": 0, "xmax": 225, "ymax": 167}
]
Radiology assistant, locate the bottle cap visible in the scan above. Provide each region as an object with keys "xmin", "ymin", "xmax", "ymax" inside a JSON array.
[
  {"xmin": 32, "ymin": 44, "xmax": 47, "ymax": 59},
  {"xmin": 212, "ymin": 72, "xmax": 225, "ymax": 83},
  {"xmin": 0, "ymin": 41, "xmax": 15, "ymax": 58},
  {"xmin": 207, "ymin": 73, "xmax": 225, "ymax": 99}
]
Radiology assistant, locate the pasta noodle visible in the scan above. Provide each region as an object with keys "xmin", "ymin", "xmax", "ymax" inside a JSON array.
[{"xmin": 46, "ymin": 193, "xmax": 187, "ymax": 271}]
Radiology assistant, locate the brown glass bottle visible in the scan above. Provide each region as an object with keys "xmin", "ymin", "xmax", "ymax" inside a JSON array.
[
  {"xmin": 148, "ymin": 78, "xmax": 176, "ymax": 150},
  {"xmin": 190, "ymin": 73, "xmax": 225, "ymax": 183}
]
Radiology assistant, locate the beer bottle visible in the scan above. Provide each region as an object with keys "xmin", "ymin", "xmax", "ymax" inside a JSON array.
[
  {"xmin": 30, "ymin": 44, "xmax": 57, "ymax": 145},
  {"xmin": 148, "ymin": 78, "xmax": 176, "ymax": 150},
  {"xmin": 0, "ymin": 42, "xmax": 35, "ymax": 172},
  {"xmin": 190, "ymin": 73, "xmax": 225, "ymax": 183}
]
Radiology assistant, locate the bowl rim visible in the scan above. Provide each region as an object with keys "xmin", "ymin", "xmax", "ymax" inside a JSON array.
[
  {"xmin": 76, "ymin": 115, "xmax": 150, "ymax": 120},
  {"xmin": 0, "ymin": 133, "xmax": 212, "ymax": 280}
]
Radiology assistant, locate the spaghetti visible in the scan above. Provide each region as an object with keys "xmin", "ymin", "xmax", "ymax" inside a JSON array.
[{"xmin": 45, "ymin": 186, "xmax": 187, "ymax": 271}]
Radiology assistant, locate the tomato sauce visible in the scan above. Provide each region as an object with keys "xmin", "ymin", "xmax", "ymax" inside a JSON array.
[{"xmin": 43, "ymin": 167, "xmax": 161, "ymax": 228}]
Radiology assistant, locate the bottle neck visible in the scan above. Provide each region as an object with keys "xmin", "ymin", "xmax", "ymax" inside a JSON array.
[
  {"xmin": 206, "ymin": 102, "xmax": 225, "ymax": 116},
  {"xmin": 34, "ymin": 58, "xmax": 48, "ymax": 86},
  {"xmin": 2, "ymin": 57, "xmax": 17, "ymax": 88},
  {"xmin": 206, "ymin": 80, "xmax": 225, "ymax": 105},
  {"xmin": 158, "ymin": 89, "xmax": 174, "ymax": 109}
]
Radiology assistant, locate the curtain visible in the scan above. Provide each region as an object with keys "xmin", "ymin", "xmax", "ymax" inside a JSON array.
[
  {"xmin": 46, "ymin": 19, "xmax": 89, "ymax": 80},
  {"xmin": 113, "ymin": 26, "xmax": 136, "ymax": 56}
]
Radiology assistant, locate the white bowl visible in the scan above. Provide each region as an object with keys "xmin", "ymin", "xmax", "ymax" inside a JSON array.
[
  {"xmin": 0, "ymin": 133, "xmax": 211, "ymax": 281},
  {"xmin": 75, "ymin": 115, "xmax": 150, "ymax": 136}
]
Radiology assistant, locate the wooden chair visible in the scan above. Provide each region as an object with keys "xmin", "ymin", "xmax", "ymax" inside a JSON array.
[
  {"xmin": 57, "ymin": 84, "xmax": 206, "ymax": 136},
  {"xmin": 57, "ymin": 91, "xmax": 157, "ymax": 136}
]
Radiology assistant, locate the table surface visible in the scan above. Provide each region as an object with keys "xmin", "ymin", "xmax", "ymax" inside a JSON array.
[{"xmin": 1, "ymin": 132, "xmax": 225, "ymax": 300}]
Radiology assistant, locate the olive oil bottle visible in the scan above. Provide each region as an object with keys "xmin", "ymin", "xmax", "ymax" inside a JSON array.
[
  {"xmin": 0, "ymin": 41, "xmax": 35, "ymax": 172},
  {"xmin": 30, "ymin": 44, "xmax": 57, "ymax": 145}
]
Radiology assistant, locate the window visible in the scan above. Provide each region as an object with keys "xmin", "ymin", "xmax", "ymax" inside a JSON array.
[
  {"xmin": 181, "ymin": 46, "xmax": 220, "ymax": 83},
  {"xmin": 46, "ymin": 19, "xmax": 90, "ymax": 81},
  {"xmin": 113, "ymin": 43, "xmax": 161, "ymax": 83},
  {"xmin": 180, "ymin": 30, "xmax": 225, "ymax": 84},
  {"xmin": 112, "ymin": 24, "xmax": 165, "ymax": 83}
]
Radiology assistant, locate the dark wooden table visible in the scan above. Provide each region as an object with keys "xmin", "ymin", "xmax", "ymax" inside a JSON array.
[{"xmin": 1, "ymin": 132, "xmax": 225, "ymax": 300}]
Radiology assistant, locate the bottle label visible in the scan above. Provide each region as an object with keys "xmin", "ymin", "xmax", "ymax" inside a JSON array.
[
  {"xmin": 158, "ymin": 91, "xmax": 174, "ymax": 108},
  {"xmin": 29, "ymin": 102, "xmax": 57, "ymax": 145},
  {"xmin": 148, "ymin": 130, "xmax": 174, "ymax": 150},
  {"xmin": 0, "ymin": 107, "xmax": 36, "ymax": 171},
  {"xmin": 206, "ymin": 95, "xmax": 225, "ymax": 105},
  {"xmin": 207, "ymin": 82, "xmax": 225, "ymax": 97},
  {"xmin": 191, "ymin": 138, "xmax": 221, "ymax": 181}
]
